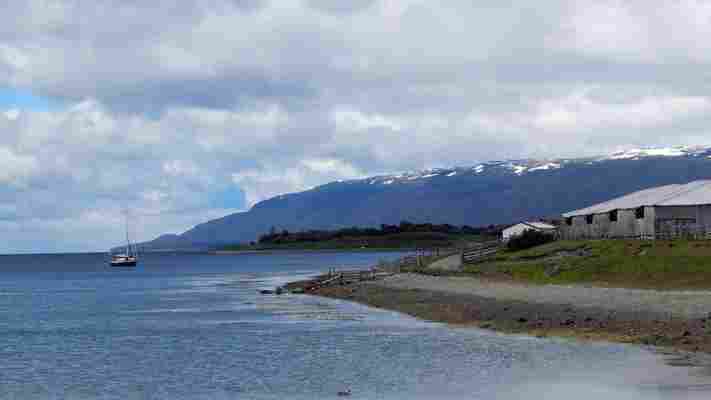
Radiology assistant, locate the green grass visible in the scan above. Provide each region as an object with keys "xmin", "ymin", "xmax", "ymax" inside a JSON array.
[
  {"xmin": 494, "ymin": 240, "xmax": 588, "ymax": 260},
  {"xmin": 465, "ymin": 240, "xmax": 711, "ymax": 289}
]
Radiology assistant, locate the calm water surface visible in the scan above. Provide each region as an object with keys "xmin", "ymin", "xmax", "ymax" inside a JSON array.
[{"xmin": 1, "ymin": 251, "xmax": 710, "ymax": 399}]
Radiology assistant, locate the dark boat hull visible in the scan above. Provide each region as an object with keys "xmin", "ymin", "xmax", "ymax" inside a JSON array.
[{"xmin": 110, "ymin": 260, "xmax": 137, "ymax": 267}]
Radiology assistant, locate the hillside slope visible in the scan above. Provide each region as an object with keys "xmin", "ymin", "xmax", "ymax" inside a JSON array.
[{"xmin": 139, "ymin": 146, "xmax": 711, "ymax": 250}]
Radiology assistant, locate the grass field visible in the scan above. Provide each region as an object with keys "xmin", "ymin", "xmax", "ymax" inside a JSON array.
[{"xmin": 464, "ymin": 239, "xmax": 711, "ymax": 289}]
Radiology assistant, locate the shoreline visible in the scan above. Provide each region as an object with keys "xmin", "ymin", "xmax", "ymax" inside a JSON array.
[
  {"xmin": 212, "ymin": 248, "xmax": 414, "ymax": 255},
  {"xmin": 297, "ymin": 273, "xmax": 711, "ymax": 354}
]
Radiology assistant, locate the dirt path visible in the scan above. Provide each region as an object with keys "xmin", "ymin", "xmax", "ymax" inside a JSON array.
[{"xmin": 425, "ymin": 253, "xmax": 462, "ymax": 272}]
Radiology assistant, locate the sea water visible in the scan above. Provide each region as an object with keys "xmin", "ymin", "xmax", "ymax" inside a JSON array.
[{"xmin": 0, "ymin": 251, "xmax": 709, "ymax": 399}]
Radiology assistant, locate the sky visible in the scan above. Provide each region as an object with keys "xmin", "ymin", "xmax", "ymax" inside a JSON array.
[{"xmin": 2, "ymin": 0, "xmax": 711, "ymax": 253}]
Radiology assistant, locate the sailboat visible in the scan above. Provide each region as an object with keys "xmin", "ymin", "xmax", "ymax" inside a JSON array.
[{"xmin": 111, "ymin": 211, "xmax": 138, "ymax": 267}]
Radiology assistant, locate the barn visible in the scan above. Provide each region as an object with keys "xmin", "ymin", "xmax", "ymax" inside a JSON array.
[
  {"xmin": 502, "ymin": 221, "xmax": 557, "ymax": 242},
  {"xmin": 560, "ymin": 180, "xmax": 711, "ymax": 240}
]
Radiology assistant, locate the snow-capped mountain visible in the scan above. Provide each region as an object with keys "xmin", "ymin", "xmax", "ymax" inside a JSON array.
[
  {"xmin": 602, "ymin": 145, "xmax": 711, "ymax": 160},
  {"xmin": 139, "ymin": 145, "xmax": 711, "ymax": 250},
  {"xmin": 348, "ymin": 145, "xmax": 711, "ymax": 186}
]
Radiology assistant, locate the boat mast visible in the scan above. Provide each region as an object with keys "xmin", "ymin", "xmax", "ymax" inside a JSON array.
[{"xmin": 124, "ymin": 209, "xmax": 133, "ymax": 256}]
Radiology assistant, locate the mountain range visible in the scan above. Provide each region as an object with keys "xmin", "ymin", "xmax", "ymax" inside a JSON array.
[{"xmin": 139, "ymin": 146, "xmax": 711, "ymax": 251}]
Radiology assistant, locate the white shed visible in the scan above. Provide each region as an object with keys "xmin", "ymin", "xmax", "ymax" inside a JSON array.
[{"xmin": 502, "ymin": 222, "xmax": 557, "ymax": 242}]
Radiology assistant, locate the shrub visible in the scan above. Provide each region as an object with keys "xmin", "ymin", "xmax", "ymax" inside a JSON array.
[{"xmin": 507, "ymin": 229, "xmax": 555, "ymax": 251}]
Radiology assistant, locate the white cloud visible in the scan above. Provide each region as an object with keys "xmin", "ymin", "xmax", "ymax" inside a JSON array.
[
  {"xmin": 0, "ymin": 44, "xmax": 29, "ymax": 72},
  {"xmin": 300, "ymin": 158, "xmax": 361, "ymax": 177},
  {"xmin": 0, "ymin": 146, "xmax": 38, "ymax": 186},
  {"xmin": 231, "ymin": 168, "xmax": 305, "ymax": 207},
  {"xmin": 232, "ymin": 158, "xmax": 363, "ymax": 207},
  {"xmin": 331, "ymin": 108, "xmax": 403, "ymax": 132},
  {"xmin": 162, "ymin": 160, "xmax": 200, "ymax": 177},
  {"xmin": 531, "ymin": 91, "xmax": 711, "ymax": 132},
  {"xmin": 3, "ymin": 109, "xmax": 20, "ymax": 120},
  {"xmin": 551, "ymin": 0, "xmax": 711, "ymax": 63},
  {"xmin": 551, "ymin": 2, "xmax": 652, "ymax": 61}
]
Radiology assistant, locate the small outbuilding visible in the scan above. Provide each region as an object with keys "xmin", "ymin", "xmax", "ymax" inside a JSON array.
[
  {"xmin": 561, "ymin": 180, "xmax": 711, "ymax": 240},
  {"xmin": 502, "ymin": 221, "xmax": 557, "ymax": 242}
]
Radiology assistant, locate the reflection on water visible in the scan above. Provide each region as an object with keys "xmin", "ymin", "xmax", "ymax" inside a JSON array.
[{"xmin": 0, "ymin": 251, "xmax": 709, "ymax": 399}]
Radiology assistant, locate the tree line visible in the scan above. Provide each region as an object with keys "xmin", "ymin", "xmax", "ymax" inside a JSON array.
[{"xmin": 257, "ymin": 221, "xmax": 503, "ymax": 245}]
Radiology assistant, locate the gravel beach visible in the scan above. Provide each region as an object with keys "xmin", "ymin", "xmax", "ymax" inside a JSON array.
[
  {"xmin": 380, "ymin": 273, "xmax": 711, "ymax": 319},
  {"xmin": 310, "ymin": 273, "xmax": 711, "ymax": 354}
]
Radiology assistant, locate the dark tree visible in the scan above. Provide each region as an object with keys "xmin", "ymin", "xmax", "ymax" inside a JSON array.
[{"xmin": 506, "ymin": 229, "xmax": 555, "ymax": 251}]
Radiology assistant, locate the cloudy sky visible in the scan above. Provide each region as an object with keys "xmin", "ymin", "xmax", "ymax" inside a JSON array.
[{"xmin": 2, "ymin": 0, "xmax": 711, "ymax": 253}]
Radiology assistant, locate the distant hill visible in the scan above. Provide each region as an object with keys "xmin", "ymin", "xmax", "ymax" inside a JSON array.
[{"xmin": 137, "ymin": 146, "xmax": 711, "ymax": 251}]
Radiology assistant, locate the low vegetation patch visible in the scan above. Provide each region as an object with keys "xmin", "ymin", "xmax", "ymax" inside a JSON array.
[
  {"xmin": 220, "ymin": 221, "xmax": 498, "ymax": 251},
  {"xmin": 505, "ymin": 229, "xmax": 555, "ymax": 251},
  {"xmin": 466, "ymin": 239, "xmax": 711, "ymax": 290}
]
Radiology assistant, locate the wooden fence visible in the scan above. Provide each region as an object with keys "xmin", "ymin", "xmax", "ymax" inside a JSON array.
[
  {"xmin": 654, "ymin": 221, "xmax": 711, "ymax": 240},
  {"xmin": 317, "ymin": 268, "xmax": 377, "ymax": 287},
  {"xmin": 561, "ymin": 225, "xmax": 711, "ymax": 241},
  {"xmin": 311, "ymin": 242, "xmax": 504, "ymax": 288},
  {"xmin": 401, "ymin": 255, "xmax": 419, "ymax": 268},
  {"xmin": 460, "ymin": 241, "xmax": 501, "ymax": 264},
  {"xmin": 375, "ymin": 242, "xmax": 503, "ymax": 271},
  {"xmin": 339, "ymin": 269, "xmax": 376, "ymax": 283},
  {"xmin": 373, "ymin": 254, "xmax": 419, "ymax": 274}
]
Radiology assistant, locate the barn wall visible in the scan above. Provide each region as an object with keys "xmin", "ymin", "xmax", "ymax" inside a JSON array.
[
  {"xmin": 561, "ymin": 215, "xmax": 599, "ymax": 239},
  {"xmin": 616, "ymin": 209, "xmax": 638, "ymax": 238},
  {"xmin": 701, "ymin": 205, "xmax": 711, "ymax": 229},
  {"xmin": 655, "ymin": 206, "xmax": 697, "ymax": 220},
  {"xmin": 699, "ymin": 205, "xmax": 711, "ymax": 228},
  {"xmin": 560, "ymin": 206, "xmax": 655, "ymax": 239},
  {"xmin": 639, "ymin": 206, "xmax": 656, "ymax": 238},
  {"xmin": 654, "ymin": 205, "xmax": 711, "ymax": 237}
]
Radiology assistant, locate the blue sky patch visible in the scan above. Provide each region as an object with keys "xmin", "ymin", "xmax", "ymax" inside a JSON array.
[
  {"xmin": 210, "ymin": 185, "xmax": 246, "ymax": 210},
  {"xmin": 0, "ymin": 87, "xmax": 63, "ymax": 111}
]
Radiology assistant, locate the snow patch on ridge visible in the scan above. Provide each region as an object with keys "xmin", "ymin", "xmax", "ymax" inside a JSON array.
[
  {"xmin": 345, "ymin": 145, "xmax": 711, "ymax": 187},
  {"xmin": 503, "ymin": 162, "xmax": 529, "ymax": 175},
  {"xmin": 530, "ymin": 162, "xmax": 561, "ymax": 172},
  {"xmin": 605, "ymin": 146, "xmax": 705, "ymax": 160},
  {"xmin": 512, "ymin": 165, "xmax": 528, "ymax": 175}
]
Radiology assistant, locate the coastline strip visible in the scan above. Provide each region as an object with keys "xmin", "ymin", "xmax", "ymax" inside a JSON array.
[{"xmin": 300, "ymin": 273, "xmax": 711, "ymax": 354}]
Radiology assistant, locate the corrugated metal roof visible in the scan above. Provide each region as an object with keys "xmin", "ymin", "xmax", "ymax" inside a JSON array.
[
  {"xmin": 522, "ymin": 222, "xmax": 557, "ymax": 230},
  {"xmin": 504, "ymin": 222, "xmax": 557, "ymax": 233},
  {"xmin": 563, "ymin": 180, "xmax": 711, "ymax": 217}
]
